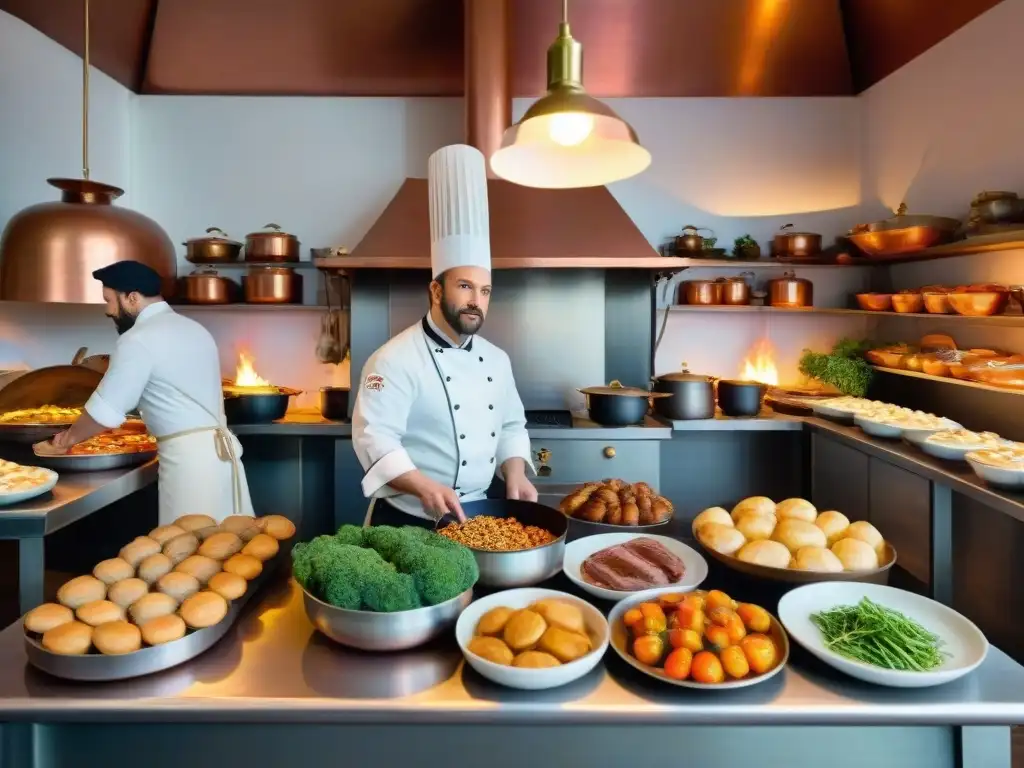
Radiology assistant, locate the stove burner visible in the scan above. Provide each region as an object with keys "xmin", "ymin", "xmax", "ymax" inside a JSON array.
[{"xmin": 524, "ymin": 409, "xmax": 573, "ymax": 428}]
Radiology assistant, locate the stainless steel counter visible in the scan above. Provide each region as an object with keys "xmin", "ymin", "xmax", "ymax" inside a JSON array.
[{"xmin": 656, "ymin": 411, "xmax": 807, "ymax": 431}]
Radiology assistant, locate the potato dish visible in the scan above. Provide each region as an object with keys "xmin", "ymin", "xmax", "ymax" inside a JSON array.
[
  {"xmin": 467, "ymin": 598, "xmax": 595, "ymax": 668},
  {"xmin": 0, "ymin": 459, "xmax": 55, "ymax": 493},
  {"xmin": 854, "ymin": 403, "xmax": 947, "ymax": 429},
  {"xmin": 621, "ymin": 589, "xmax": 783, "ymax": 684},
  {"xmin": 23, "ymin": 514, "xmax": 295, "ymax": 655},
  {"xmin": 817, "ymin": 396, "xmax": 882, "ymax": 415},
  {"xmin": 925, "ymin": 429, "xmax": 1007, "ymax": 449},
  {"xmin": 693, "ymin": 496, "xmax": 890, "ymax": 573},
  {"xmin": 0, "ymin": 406, "xmax": 81, "ymax": 425},
  {"xmin": 967, "ymin": 445, "xmax": 1024, "ymax": 469},
  {"xmin": 559, "ymin": 478, "xmax": 674, "ymax": 526}
]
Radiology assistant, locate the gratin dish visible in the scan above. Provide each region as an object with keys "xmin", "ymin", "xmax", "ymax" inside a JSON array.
[
  {"xmin": 0, "ymin": 469, "xmax": 58, "ymax": 507},
  {"xmin": 966, "ymin": 453, "xmax": 1024, "ymax": 491},
  {"xmin": 810, "ymin": 401, "xmax": 858, "ymax": 423},
  {"xmin": 32, "ymin": 449, "xmax": 156, "ymax": 473}
]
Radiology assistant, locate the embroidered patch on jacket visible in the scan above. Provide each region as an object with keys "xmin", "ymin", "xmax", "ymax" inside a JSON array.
[{"xmin": 364, "ymin": 373, "xmax": 384, "ymax": 392}]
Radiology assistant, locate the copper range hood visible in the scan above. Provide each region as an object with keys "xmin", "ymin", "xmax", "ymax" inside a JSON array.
[{"xmin": 315, "ymin": 0, "xmax": 661, "ymax": 271}]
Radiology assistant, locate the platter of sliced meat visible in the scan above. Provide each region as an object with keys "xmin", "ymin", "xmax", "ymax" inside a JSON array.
[{"xmin": 562, "ymin": 533, "xmax": 708, "ymax": 602}]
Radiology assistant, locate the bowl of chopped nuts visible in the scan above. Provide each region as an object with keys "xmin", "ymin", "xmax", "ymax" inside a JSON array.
[{"xmin": 436, "ymin": 500, "xmax": 567, "ymax": 588}]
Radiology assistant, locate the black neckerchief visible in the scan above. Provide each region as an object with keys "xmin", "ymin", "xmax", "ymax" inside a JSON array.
[{"xmin": 421, "ymin": 315, "xmax": 474, "ymax": 352}]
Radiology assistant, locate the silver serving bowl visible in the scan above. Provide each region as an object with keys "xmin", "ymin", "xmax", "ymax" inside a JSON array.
[{"xmin": 301, "ymin": 585, "xmax": 473, "ymax": 652}]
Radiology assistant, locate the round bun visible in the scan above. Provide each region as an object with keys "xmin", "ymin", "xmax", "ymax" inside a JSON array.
[
  {"xmin": 129, "ymin": 592, "xmax": 179, "ymax": 625},
  {"xmin": 137, "ymin": 553, "xmax": 174, "ymax": 585},
  {"xmin": 75, "ymin": 600, "xmax": 125, "ymax": 627},
  {"xmin": 697, "ymin": 522, "xmax": 746, "ymax": 556},
  {"xmin": 92, "ymin": 620, "xmax": 142, "ymax": 655},
  {"xmin": 57, "ymin": 575, "xmax": 107, "ymax": 610},
  {"xmin": 736, "ymin": 539, "xmax": 791, "ymax": 569},
  {"xmin": 107, "ymin": 578, "xmax": 149, "ymax": 609},
  {"xmin": 772, "ymin": 518, "xmax": 827, "ymax": 553},
  {"xmin": 180, "ymin": 591, "xmax": 229, "ymax": 629},
  {"xmin": 193, "ymin": 526, "xmax": 223, "ymax": 542},
  {"xmin": 831, "ymin": 537, "xmax": 880, "ymax": 571},
  {"xmin": 692, "ymin": 507, "xmax": 732, "ymax": 532},
  {"xmin": 173, "ymin": 514, "xmax": 217, "ymax": 532},
  {"xmin": 198, "ymin": 532, "xmax": 244, "ymax": 561},
  {"xmin": 163, "ymin": 532, "xmax": 200, "ymax": 565},
  {"xmin": 731, "ymin": 496, "xmax": 776, "ymax": 522},
  {"xmin": 208, "ymin": 571, "xmax": 247, "ymax": 600},
  {"xmin": 258, "ymin": 515, "xmax": 296, "ymax": 541},
  {"xmin": 41, "ymin": 621, "xmax": 92, "ymax": 655},
  {"xmin": 174, "ymin": 555, "xmax": 221, "ymax": 585},
  {"xmin": 92, "ymin": 558, "xmax": 134, "ymax": 586},
  {"xmin": 793, "ymin": 546, "xmax": 844, "ymax": 573},
  {"xmin": 222, "ymin": 553, "xmax": 262, "ymax": 581},
  {"xmin": 24, "ymin": 603, "xmax": 74, "ymax": 634},
  {"xmin": 155, "ymin": 571, "xmax": 201, "ymax": 602},
  {"xmin": 118, "ymin": 536, "xmax": 161, "ymax": 569},
  {"xmin": 775, "ymin": 498, "xmax": 817, "ymax": 523},
  {"xmin": 241, "ymin": 533, "xmax": 279, "ymax": 562},
  {"xmin": 814, "ymin": 511, "xmax": 851, "ymax": 546},
  {"xmin": 140, "ymin": 614, "xmax": 187, "ymax": 646},
  {"xmin": 220, "ymin": 515, "xmax": 259, "ymax": 536},
  {"xmin": 148, "ymin": 524, "xmax": 186, "ymax": 546},
  {"xmin": 845, "ymin": 520, "xmax": 885, "ymax": 555},
  {"xmin": 734, "ymin": 513, "xmax": 777, "ymax": 542}
]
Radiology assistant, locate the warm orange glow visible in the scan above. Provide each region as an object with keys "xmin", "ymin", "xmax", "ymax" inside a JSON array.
[
  {"xmin": 738, "ymin": 0, "xmax": 789, "ymax": 96},
  {"xmin": 234, "ymin": 352, "xmax": 271, "ymax": 388},
  {"xmin": 740, "ymin": 338, "xmax": 779, "ymax": 386}
]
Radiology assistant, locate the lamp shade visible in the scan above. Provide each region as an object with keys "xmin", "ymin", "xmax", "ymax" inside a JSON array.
[{"xmin": 0, "ymin": 179, "xmax": 177, "ymax": 303}]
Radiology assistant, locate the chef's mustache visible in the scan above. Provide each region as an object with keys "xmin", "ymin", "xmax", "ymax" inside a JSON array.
[{"xmin": 459, "ymin": 307, "xmax": 483, "ymax": 317}]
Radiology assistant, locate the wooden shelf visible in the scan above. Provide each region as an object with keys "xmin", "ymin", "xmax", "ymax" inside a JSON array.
[
  {"xmin": 184, "ymin": 261, "xmax": 322, "ymax": 269},
  {"xmin": 872, "ymin": 365, "xmax": 1024, "ymax": 396},
  {"xmin": 173, "ymin": 304, "xmax": 328, "ymax": 311},
  {"xmin": 667, "ymin": 305, "xmax": 1024, "ymax": 324},
  {"xmin": 312, "ymin": 255, "xmax": 863, "ymax": 270}
]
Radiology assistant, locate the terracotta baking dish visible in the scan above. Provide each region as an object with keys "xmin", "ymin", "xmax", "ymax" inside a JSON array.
[
  {"xmin": 922, "ymin": 292, "xmax": 954, "ymax": 314},
  {"xmin": 891, "ymin": 293, "xmax": 924, "ymax": 313},
  {"xmin": 855, "ymin": 293, "xmax": 893, "ymax": 311},
  {"xmin": 947, "ymin": 291, "xmax": 1010, "ymax": 316}
]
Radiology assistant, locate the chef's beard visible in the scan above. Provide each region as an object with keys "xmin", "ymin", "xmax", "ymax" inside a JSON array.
[
  {"xmin": 107, "ymin": 297, "xmax": 138, "ymax": 335},
  {"xmin": 441, "ymin": 296, "xmax": 484, "ymax": 336}
]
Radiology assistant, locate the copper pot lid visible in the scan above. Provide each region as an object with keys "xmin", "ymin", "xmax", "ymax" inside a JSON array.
[
  {"xmin": 774, "ymin": 223, "xmax": 820, "ymax": 238},
  {"xmin": 185, "ymin": 227, "xmax": 240, "ymax": 246},
  {"xmin": 578, "ymin": 380, "xmax": 671, "ymax": 398},
  {"xmin": 718, "ymin": 379, "xmax": 766, "ymax": 387},
  {"xmin": 655, "ymin": 364, "xmax": 713, "ymax": 383},
  {"xmin": 851, "ymin": 203, "xmax": 960, "ymax": 234},
  {"xmin": 246, "ymin": 223, "xmax": 297, "ymax": 240},
  {"xmin": 767, "ymin": 270, "xmax": 811, "ymax": 284},
  {"xmin": 248, "ymin": 266, "xmax": 296, "ymax": 275},
  {"xmin": 184, "ymin": 267, "xmax": 229, "ymax": 279}
]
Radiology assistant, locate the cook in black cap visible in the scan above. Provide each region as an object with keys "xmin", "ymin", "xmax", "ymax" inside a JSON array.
[{"xmin": 92, "ymin": 260, "xmax": 164, "ymax": 335}]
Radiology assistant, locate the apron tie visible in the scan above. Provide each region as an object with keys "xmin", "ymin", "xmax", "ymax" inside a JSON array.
[{"xmin": 158, "ymin": 425, "xmax": 243, "ymax": 517}]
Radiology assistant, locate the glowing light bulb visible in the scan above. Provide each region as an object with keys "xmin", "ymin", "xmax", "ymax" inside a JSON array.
[{"xmin": 547, "ymin": 112, "xmax": 594, "ymax": 147}]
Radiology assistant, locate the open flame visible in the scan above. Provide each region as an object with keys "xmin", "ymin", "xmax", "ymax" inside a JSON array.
[
  {"xmin": 235, "ymin": 352, "xmax": 271, "ymax": 388},
  {"xmin": 740, "ymin": 338, "xmax": 779, "ymax": 386}
]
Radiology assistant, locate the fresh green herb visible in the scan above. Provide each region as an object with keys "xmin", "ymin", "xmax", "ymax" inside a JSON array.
[
  {"xmin": 810, "ymin": 597, "xmax": 947, "ymax": 672},
  {"xmin": 799, "ymin": 337, "xmax": 876, "ymax": 396}
]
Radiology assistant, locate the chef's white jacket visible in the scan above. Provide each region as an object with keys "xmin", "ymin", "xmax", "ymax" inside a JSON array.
[{"xmin": 352, "ymin": 315, "xmax": 534, "ymax": 519}]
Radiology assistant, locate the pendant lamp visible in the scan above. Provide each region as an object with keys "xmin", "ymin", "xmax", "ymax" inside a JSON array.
[
  {"xmin": 489, "ymin": 0, "xmax": 651, "ymax": 189},
  {"xmin": 0, "ymin": 0, "xmax": 176, "ymax": 304}
]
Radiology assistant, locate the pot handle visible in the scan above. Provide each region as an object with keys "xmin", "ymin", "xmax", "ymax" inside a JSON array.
[
  {"xmin": 205, "ymin": 226, "xmax": 230, "ymax": 237},
  {"xmin": 608, "ymin": 380, "xmax": 624, "ymax": 389},
  {"xmin": 71, "ymin": 346, "xmax": 88, "ymax": 365},
  {"xmin": 262, "ymin": 223, "xmax": 283, "ymax": 232},
  {"xmin": 778, "ymin": 223, "xmax": 794, "ymax": 233}
]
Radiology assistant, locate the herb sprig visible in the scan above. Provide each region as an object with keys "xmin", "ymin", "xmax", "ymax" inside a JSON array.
[{"xmin": 798, "ymin": 337, "xmax": 876, "ymax": 396}]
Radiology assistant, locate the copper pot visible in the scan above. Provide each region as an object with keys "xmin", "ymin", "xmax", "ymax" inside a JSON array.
[
  {"xmin": 675, "ymin": 225, "xmax": 713, "ymax": 254},
  {"xmin": 767, "ymin": 271, "xmax": 813, "ymax": 307},
  {"xmin": 718, "ymin": 273, "xmax": 753, "ymax": 305},
  {"xmin": 179, "ymin": 267, "xmax": 237, "ymax": 304},
  {"xmin": 245, "ymin": 223, "xmax": 300, "ymax": 262},
  {"xmin": 679, "ymin": 279, "xmax": 723, "ymax": 305},
  {"xmin": 771, "ymin": 223, "xmax": 822, "ymax": 259},
  {"xmin": 244, "ymin": 266, "xmax": 302, "ymax": 304},
  {"xmin": 184, "ymin": 227, "xmax": 242, "ymax": 263}
]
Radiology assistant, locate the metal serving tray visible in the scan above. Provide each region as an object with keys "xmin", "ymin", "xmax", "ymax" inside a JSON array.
[
  {"xmin": 32, "ymin": 450, "xmax": 157, "ymax": 473},
  {"xmin": 24, "ymin": 561, "xmax": 276, "ymax": 682},
  {"xmin": 0, "ymin": 423, "xmax": 71, "ymax": 444}
]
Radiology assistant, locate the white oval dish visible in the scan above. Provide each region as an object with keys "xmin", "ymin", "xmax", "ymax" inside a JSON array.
[
  {"xmin": 854, "ymin": 414, "xmax": 905, "ymax": 439},
  {"xmin": 901, "ymin": 422, "xmax": 963, "ymax": 447},
  {"xmin": 778, "ymin": 582, "xmax": 988, "ymax": 688},
  {"xmin": 0, "ymin": 469, "xmax": 58, "ymax": 507},
  {"xmin": 455, "ymin": 588, "xmax": 609, "ymax": 690},
  {"xmin": 562, "ymin": 533, "xmax": 708, "ymax": 602},
  {"xmin": 966, "ymin": 453, "xmax": 1024, "ymax": 491}
]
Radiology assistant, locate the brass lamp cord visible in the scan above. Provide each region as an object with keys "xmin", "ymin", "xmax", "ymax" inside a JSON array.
[{"xmin": 82, "ymin": 0, "xmax": 90, "ymax": 180}]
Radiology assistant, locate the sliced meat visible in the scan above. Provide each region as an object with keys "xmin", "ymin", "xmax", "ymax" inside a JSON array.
[
  {"xmin": 581, "ymin": 559, "xmax": 654, "ymax": 591},
  {"xmin": 622, "ymin": 538, "xmax": 686, "ymax": 581},
  {"xmin": 581, "ymin": 545, "xmax": 670, "ymax": 590}
]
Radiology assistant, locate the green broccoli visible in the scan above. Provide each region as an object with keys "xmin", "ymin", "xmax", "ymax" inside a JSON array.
[
  {"xmin": 417, "ymin": 530, "xmax": 478, "ymax": 594},
  {"xmin": 386, "ymin": 535, "xmax": 479, "ymax": 605},
  {"xmin": 291, "ymin": 535, "xmax": 341, "ymax": 592},
  {"xmin": 334, "ymin": 524, "xmax": 364, "ymax": 547},
  {"xmin": 361, "ymin": 525, "xmax": 409, "ymax": 561}
]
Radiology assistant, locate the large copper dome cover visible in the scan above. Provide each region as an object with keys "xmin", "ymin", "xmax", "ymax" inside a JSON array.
[{"xmin": 0, "ymin": 178, "xmax": 177, "ymax": 304}]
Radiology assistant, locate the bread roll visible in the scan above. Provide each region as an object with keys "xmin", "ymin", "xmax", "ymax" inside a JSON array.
[
  {"xmin": 175, "ymin": 555, "xmax": 221, "ymax": 585},
  {"xmin": 242, "ymin": 533, "xmax": 279, "ymax": 562},
  {"xmin": 208, "ymin": 571, "xmax": 247, "ymax": 600},
  {"xmin": 734, "ymin": 513, "xmax": 776, "ymax": 542},
  {"xmin": 468, "ymin": 636, "xmax": 514, "ymax": 666},
  {"xmin": 57, "ymin": 575, "xmax": 107, "ymax": 609},
  {"xmin": 537, "ymin": 625, "xmax": 591, "ymax": 663},
  {"xmin": 173, "ymin": 514, "xmax": 217, "ymax": 532},
  {"xmin": 814, "ymin": 511, "xmax": 851, "ymax": 546},
  {"xmin": 198, "ymin": 532, "xmax": 244, "ymax": 560},
  {"xmin": 531, "ymin": 599, "xmax": 586, "ymax": 634},
  {"xmin": 220, "ymin": 515, "xmax": 258, "ymax": 536},
  {"xmin": 692, "ymin": 507, "xmax": 733, "ymax": 532},
  {"xmin": 193, "ymin": 526, "xmax": 223, "ymax": 542},
  {"xmin": 119, "ymin": 536, "xmax": 161, "ymax": 569},
  {"xmin": 503, "ymin": 609, "xmax": 546, "ymax": 651},
  {"xmin": 148, "ymin": 524, "xmax": 186, "ymax": 546},
  {"xmin": 107, "ymin": 578, "xmax": 149, "ymax": 609},
  {"xmin": 137, "ymin": 553, "xmax": 173, "ymax": 585},
  {"xmin": 92, "ymin": 620, "xmax": 142, "ymax": 655},
  {"xmin": 772, "ymin": 518, "xmax": 827, "ymax": 553},
  {"xmin": 179, "ymin": 591, "xmax": 228, "ymax": 628},
  {"xmin": 75, "ymin": 600, "xmax": 125, "ymax": 627},
  {"xmin": 41, "ymin": 621, "xmax": 92, "ymax": 655},
  {"xmin": 512, "ymin": 650, "xmax": 561, "ymax": 668},
  {"xmin": 155, "ymin": 571, "xmax": 201, "ymax": 602},
  {"xmin": 697, "ymin": 522, "xmax": 746, "ymax": 556},
  {"xmin": 24, "ymin": 603, "xmax": 73, "ymax": 634},
  {"xmin": 476, "ymin": 607, "xmax": 514, "ymax": 636},
  {"xmin": 731, "ymin": 496, "xmax": 776, "ymax": 522},
  {"xmin": 162, "ymin": 533, "xmax": 200, "ymax": 565},
  {"xmin": 92, "ymin": 558, "xmax": 134, "ymax": 586},
  {"xmin": 238, "ymin": 525, "xmax": 262, "ymax": 543},
  {"xmin": 129, "ymin": 592, "xmax": 178, "ymax": 625},
  {"xmin": 222, "ymin": 553, "xmax": 262, "ymax": 581},
  {"xmin": 258, "ymin": 515, "xmax": 296, "ymax": 541},
  {"xmin": 736, "ymin": 539, "xmax": 791, "ymax": 569},
  {"xmin": 775, "ymin": 498, "xmax": 817, "ymax": 523},
  {"xmin": 140, "ymin": 614, "xmax": 187, "ymax": 646},
  {"xmin": 831, "ymin": 537, "xmax": 879, "ymax": 571},
  {"xmin": 793, "ymin": 546, "xmax": 844, "ymax": 573},
  {"xmin": 845, "ymin": 521, "xmax": 885, "ymax": 556}
]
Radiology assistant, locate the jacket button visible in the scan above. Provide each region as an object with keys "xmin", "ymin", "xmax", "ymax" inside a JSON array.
[
  {"xmin": 446, "ymin": 376, "xmax": 451, "ymax": 382},
  {"xmin": 459, "ymin": 433, "xmax": 465, "ymax": 439},
  {"xmin": 461, "ymin": 460, "xmax": 467, "ymax": 466},
  {"xmin": 479, "ymin": 356, "xmax": 483, "ymax": 362},
  {"xmin": 455, "ymin": 486, "xmax": 461, "ymax": 491},
  {"xmin": 491, "ymin": 431, "xmax": 495, "ymax": 437},
  {"xmin": 487, "ymin": 377, "xmax": 492, "ymax": 382},
  {"xmin": 490, "ymin": 457, "xmax": 495, "ymax": 464},
  {"xmin": 435, "ymin": 348, "xmax": 442, "ymax": 353},
  {"xmin": 454, "ymin": 404, "xmax": 460, "ymax": 410},
  {"xmin": 488, "ymin": 404, "xmax": 494, "ymax": 410}
]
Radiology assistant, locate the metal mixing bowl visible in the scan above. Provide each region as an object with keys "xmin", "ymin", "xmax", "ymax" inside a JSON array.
[{"xmin": 302, "ymin": 586, "xmax": 473, "ymax": 652}]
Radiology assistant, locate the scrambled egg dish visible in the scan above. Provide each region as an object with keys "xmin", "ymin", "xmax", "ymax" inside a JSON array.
[{"xmin": 0, "ymin": 406, "xmax": 81, "ymax": 425}]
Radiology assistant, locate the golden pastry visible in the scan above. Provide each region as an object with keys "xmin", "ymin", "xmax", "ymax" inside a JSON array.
[
  {"xmin": 736, "ymin": 539, "xmax": 791, "ymax": 569},
  {"xmin": 222, "ymin": 553, "xmax": 262, "ymax": 580},
  {"xmin": 57, "ymin": 575, "xmax": 107, "ymax": 610},
  {"xmin": 140, "ymin": 614, "xmax": 187, "ymax": 646},
  {"xmin": 772, "ymin": 519, "xmax": 827, "ymax": 553},
  {"xmin": 179, "ymin": 591, "xmax": 229, "ymax": 629},
  {"xmin": 173, "ymin": 514, "xmax": 217, "ymax": 532},
  {"xmin": 137, "ymin": 553, "xmax": 173, "ymax": 585},
  {"xmin": 468, "ymin": 635, "xmax": 514, "ymax": 665},
  {"xmin": 208, "ymin": 571, "xmax": 247, "ymax": 600},
  {"xmin": 258, "ymin": 515, "xmax": 296, "ymax": 541},
  {"xmin": 814, "ymin": 511, "xmax": 851, "ymax": 546},
  {"xmin": 831, "ymin": 538, "xmax": 879, "ymax": 571},
  {"xmin": 734, "ymin": 513, "xmax": 776, "ymax": 542},
  {"xmin": 92, "ymin": 558, "xmax": 134, "ymax": 586},
  {"xmin": 148, "ymin": 524, "xmax": 186, "ymax": 546},
  {"xmin": 793, "ymin": 546, "xmax": 844, "ymax": 573},
  {"xmin": 24, "ymin": 603, "xmax": 73, "ymax": 634},
  {"xmin": 156, "ymin": 571, "xmax": 201, "ymax": 602},
  {"xmin": 731, "ymin": 496, "xmax": 776, "ymax": 522},
  {"xmin": 162, "ymin": 532, "xmax": 200, "ymax": 565},
  {"xmin": 75, "ymin": 600, "xmax": 125, "ymax": 627},
  {"xmin": 502, "ymin": 609, "xmax": 547, "ymax": 651},
  {"xmin": 476, "ymin": 606, "xmax": 514, "ymax": 636},
  {"xmin": 198, "ymin": 532, "xmax": 244, "ymax": 561},
  {"xmin": 692, "ymin": 507, "xmax": 732, "ymax": 532},
  {"xmin": 241, "ymin": 533, "xmax": 279, "ymax": 562},
  {"xmin": 193, "ymin": 526, "xmax": 223, "ymax": 542},
  {"xmin": 107, "ymin": 578, "xmax": 149, "ymax": 609},
  {"xmin": 41, "ymin": 621, "xmax": 93, "ymax": 655},
  {"xmin": 512, "ymin": 651, "xmax": 561, "ymax": 668},
  {"xmin": 219, "ymin": 515, "xmax": 259, "ymax": 536},
  {"xmin": 697, "ymin": 522, "xmax": 746, "ymax": 556},
  {"xmin": 775, "ymin": 498, "xmax": 817, "ymax": 523},
  {"xmin": 537, "ymin": 625, "xmax": 591, "ymax": 663},
  {"xmin": 531, "ymin": 599, "xmax": 585, "ymax": 634},
  {"xmin": 129, "ymin": 592, "xmax": 179, "ymax": 624},
  {"xmin": 174, "ymin": 555, "xmax": 221, "ymax": 585},
  {"xmin": 844, "ymin": 521, "xmax": 885, "ymax": 556},
  {"xmin": 92, "ymin": 620, "xmax": 142, "ymax": 655},
  {"xmin": 119, "ymin": 536, "xmax": 161, "ymax": 569}
]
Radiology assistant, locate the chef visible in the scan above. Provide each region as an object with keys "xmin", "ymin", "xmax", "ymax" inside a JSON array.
[
  {"xmin": 35, "ymin": 260, "xmax": 254, "ymax": 524},
  {"xmin": 352, "ymin": 144, "xmax": 537, "ymax": 526}
]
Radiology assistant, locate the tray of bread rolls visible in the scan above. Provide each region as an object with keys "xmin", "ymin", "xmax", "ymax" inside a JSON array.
[
  {"xmin": 22, "ymin": 513, "xmax": 297, "ymax": 681},
  {"xmin": 558, "ymin": 479, "xmax": 674, "ymax": 532}
]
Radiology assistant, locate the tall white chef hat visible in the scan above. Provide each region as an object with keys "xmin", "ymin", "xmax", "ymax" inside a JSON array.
[{"xmin": 428, "ymin": 144, "xmax": 491, "ymax": 278}]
